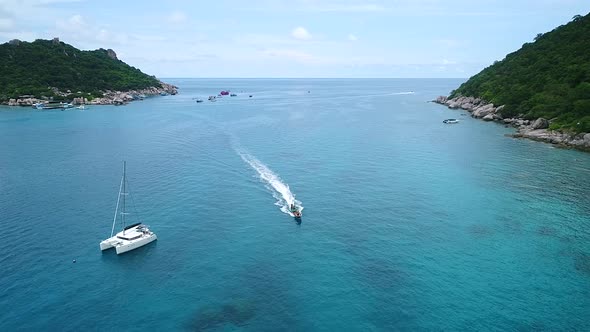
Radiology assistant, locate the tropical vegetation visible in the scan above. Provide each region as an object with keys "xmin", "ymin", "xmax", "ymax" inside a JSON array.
[
  {"xmin": 0, "ymin": 38, "xmax": 161, "ymax": 101},
  {"xmin": 450, "ymin": 13, "xmax": 590, "ymax": 132}
]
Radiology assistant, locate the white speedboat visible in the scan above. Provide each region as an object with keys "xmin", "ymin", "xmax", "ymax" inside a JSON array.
[
  {"xmin": 443, "ymin": 118, "xmax": 459, "ymax": 124},
  {"xmin": 100, "ymin": 162, "xmax": 157, "ymax": 255}
]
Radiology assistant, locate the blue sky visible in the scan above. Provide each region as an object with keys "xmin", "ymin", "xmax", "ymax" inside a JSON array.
[{"xmin": 0, "ymin": 0, "xmax": 588, "ymax": 78}]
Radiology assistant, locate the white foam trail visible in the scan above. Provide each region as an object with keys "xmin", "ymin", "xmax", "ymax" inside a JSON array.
[
  {"xmin": 389, "ymin": 91, "xmax": 415, "ymax": 95},
  {"xmin": 238, "ymin": 151, "xmax": 302, "ymax": 216}
]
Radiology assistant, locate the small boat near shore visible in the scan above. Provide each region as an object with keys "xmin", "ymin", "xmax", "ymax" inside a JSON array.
[
  {"xmin": 33, "ymin": 102, "xmax": 74, "ymax": 110},
  {"xmin": 196, "ymin": 99, "xmax": 204, "ymax": 103},
  {"xmin": 100, "ymin": 161, "xmax": 157, "ymax": 255},
  {"xmin": 208, "ymin": 96, "xmax": 217, "ymax": 102},
  {"xmin": 443, "ymin": 119, "xmax": 459, "ymax": 124}
]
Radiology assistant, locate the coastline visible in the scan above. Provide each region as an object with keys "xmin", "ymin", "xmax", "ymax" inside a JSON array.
[
  {"xmin": 2, "ymin": 81, "xmax": 178, "ymax": 107},
  {"xmin": 434, "ymin": 96, "xmax": 590, "ymax": 152}
]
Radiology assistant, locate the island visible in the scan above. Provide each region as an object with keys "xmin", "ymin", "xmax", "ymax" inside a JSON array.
[
  {"xmin": 435, "ymin": 12, "xmax": 590, "ymax": 151},
  {"xmin": 0, "ymin": 38, "xmax": 177, "ymax": 106}
]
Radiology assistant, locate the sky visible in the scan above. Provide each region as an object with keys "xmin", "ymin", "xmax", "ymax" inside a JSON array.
[{"xmin": 0, "ymin": 0, "xmax": 588, "ymax": 78}]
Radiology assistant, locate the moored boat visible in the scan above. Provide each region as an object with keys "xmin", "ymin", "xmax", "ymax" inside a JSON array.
[
  {"xmin": 443, "ymin": 118, "xmax": 459, "ymax": 124},
  {"xmin": 99, "ymin": 161, "xmax": 157, "ymax": 255},
  {"xmin": 34, "ymin": 102, "xmax": 74, "ymax": 110},
  {"xmin": 196, "ymin": 99, "xmax": 204, "ymax": 103}
]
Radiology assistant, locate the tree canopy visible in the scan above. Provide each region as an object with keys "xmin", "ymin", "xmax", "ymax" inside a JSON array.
[
  {"xmin": 450, "ymin": 12, "xmax": 590, "ymax": 132},
  {"xmin": 0, "ymin": 39, "xmax": 161, "ymax": 101}
]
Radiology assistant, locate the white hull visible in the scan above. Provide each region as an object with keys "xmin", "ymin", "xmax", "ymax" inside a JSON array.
[
  {"xmin": 100, "ymin": 227, "xmax": 157, "ymax": 254},
  {"xmin": 116, "ymin": 233, "xmax": 157, "ymax": 254}
]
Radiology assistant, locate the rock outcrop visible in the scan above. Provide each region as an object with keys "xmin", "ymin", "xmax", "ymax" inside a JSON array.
[
  {"xmin": 434, "ymin": 95, "xmax": 590, "ymax": 152},
  {"xmin": 107, "ymin": 49, "xmax": 117, "ymax": 60},
  {"xmin": 531, "ymin": 118, "xmax": 549, "ymax": 129},
  {"xmin": 89, "ymin": 82, "xmax": 178, "ymax": 105}
]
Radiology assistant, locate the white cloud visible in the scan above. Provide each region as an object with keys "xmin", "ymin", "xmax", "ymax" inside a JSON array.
[
  {"xmin": 166, "ymin": 11, "xmax": 187, "ymax": 24},
  {"xmin": 0, "ymin": 18, "xmax": 15, "ymax": 32},
  {"xmin": 441, "ymin": 59, "xmax": 457, "ymax": 65},
  {"xmin": 348, "ymin": 33, "xmax": 358, "ymax": 41},
  {"xmin": 68, "ymin": 14, "xmax": 84, "ymax": 28},
  {"xmin": 55, "ymin": 14, "xmax": 87, "ymax": 32},
  {"xmin": 291, "ymin": 26, "xmax": 312, "ymax": 40},
  {"xmin": 436, "ymin": 39, "xmax": 460, "ymax": 48},
  {"xmin": 54, "ymin": 14, "xmax": 129, "ymax": 46}
]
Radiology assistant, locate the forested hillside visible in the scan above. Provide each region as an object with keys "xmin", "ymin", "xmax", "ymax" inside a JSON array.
[
  {"xmin": 0, "ymin": 38, "xmax": 161, "ymax": 101},
  {"xmin": 450, "ymin": 13, "xmax": 590, "ymax": 132}
]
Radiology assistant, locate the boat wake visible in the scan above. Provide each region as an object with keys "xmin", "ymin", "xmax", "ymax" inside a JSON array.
[
  {"xmin": 238, "ymin": 151, "xmax": 302, "ymax": 216},
  {"xmin": 389, "ymin": 91, "xmax": 415, "ymax": 95}
]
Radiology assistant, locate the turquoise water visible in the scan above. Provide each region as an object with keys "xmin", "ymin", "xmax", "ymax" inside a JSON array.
[{"xmin": 1, "ymin": 79, "xmax": 589, "ymax": 331}]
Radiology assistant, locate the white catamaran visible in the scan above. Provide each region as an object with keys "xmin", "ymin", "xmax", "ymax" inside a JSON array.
[{"xmin": 100, "ymin": 161, "xmax": 157, "ymax": 254}]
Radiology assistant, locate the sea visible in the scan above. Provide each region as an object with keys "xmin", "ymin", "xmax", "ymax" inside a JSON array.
[{"xmin": 1, "ymin": 79, "xmax": 589, "ymax": 331}]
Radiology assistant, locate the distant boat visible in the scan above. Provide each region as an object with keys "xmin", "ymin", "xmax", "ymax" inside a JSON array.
[
  {"xmin": 220, "ymin": 90, "xmax": 229, "ymax": 96},
  {"xmin": 77, "ymin": 104, "xmax": 86, "ymax": 110},
  {"xmin": 249, "ymin": 95, "xmax": 253, "ymax": 98},
  {"xmin": 196, "ymin": 99, "xmax": 204, "ymax": 103},
  {"xmin": 230, "ymin": 93, "xmax": 237, "ymax": 97},
  {"xmin": 160, "ymin": 92, "xmax": 168, "ymax": 96},
  {"xmin": 99, "ymin": 161, "xmax": 157, "ymax": 255},
  {"xmin": 208, "ymin": 96, "xmax": 217, "ymax": 102},
  {"xmin": 443, "ymin": 119, "xmax": 459, "ymax": 124}
]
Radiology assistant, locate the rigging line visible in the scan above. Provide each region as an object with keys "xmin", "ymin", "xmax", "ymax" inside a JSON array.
[
  {"xmin": 125, "ymin": 179, "xmax": 143, "ymax": 224},
  {"xmin": 110, "ymin": 174, "xmax": 124, "ymax": 237}
]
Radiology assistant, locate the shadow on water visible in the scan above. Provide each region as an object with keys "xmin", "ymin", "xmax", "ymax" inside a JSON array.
[
  {"xmin": 467, "ymin": 224, "xmax": 495, "ymax": 238},
  {"xmin": 185, "ymin": 258, "xmax": 300, "ymax": 331},
  {"xmin": 186, "ymin": 300, "xmax": 256, "ymax": 331},
  {"xmin": 574, "ymin": 252, "xmax": 590, "ymax": 276}
]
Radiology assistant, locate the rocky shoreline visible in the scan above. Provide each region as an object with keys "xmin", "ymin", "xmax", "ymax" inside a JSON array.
[
  {"xmin": 3, "ymin": 82, "xmax": 178, "ymax": 107},
  {"xmin": 434, "ymin": 96, "xmax": 590, "ymax": 152}
]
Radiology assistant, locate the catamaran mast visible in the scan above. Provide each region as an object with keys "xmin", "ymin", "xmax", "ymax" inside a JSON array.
[
  {"xmin": 110, "ymin": 171, "xmax": 124, "ymax": 237},
  {"xmin": 122, "ymin": 161, "xmax": 126, "ymax": 233}
]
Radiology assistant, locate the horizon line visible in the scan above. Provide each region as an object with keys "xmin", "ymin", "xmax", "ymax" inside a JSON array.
[{"xmin": 158, "ymin": 77, "xmax": 469, "ymax": 79}]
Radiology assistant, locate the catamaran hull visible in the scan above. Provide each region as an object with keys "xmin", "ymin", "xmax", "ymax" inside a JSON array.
[
  {"xmin": 100, "ymin": 237, "xmax": 119, "ymax": 250},
  {"xmin": 115, "ymin": 234, "xmax": 157, "ymax": 254},
  {"xmin": 100, "ymin": 233, "xmax": 157, "ymax": 254}
]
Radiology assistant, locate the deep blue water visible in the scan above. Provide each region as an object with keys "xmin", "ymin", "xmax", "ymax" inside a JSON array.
[{"xmin": 1, "ymin": 79, "xmax": 590, "ymax": 331}]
